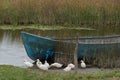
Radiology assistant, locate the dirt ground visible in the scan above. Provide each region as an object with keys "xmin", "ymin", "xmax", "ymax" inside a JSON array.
[{"xmin": 27, "ymin": 65, "xmax": 120, "ymax": 74}]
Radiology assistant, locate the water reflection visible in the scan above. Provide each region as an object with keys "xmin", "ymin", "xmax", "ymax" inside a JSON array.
[{"xmin": 0, "ymin": 30, "xmax": 33, "ymax": 67}]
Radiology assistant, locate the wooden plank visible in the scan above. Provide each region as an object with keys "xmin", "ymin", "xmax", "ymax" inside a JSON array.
[{"xmin": 74, "ymin": 35, "xmax": 79, "ymax": 72}]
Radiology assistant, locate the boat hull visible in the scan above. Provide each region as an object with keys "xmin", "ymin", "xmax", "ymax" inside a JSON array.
[
  {"xmin": 21, "ymin": 32, "xmax": 56, "ymax": 63},
  {"xmin": 21, "ymin": 32, "xmax": 120, "ymax": 63}
]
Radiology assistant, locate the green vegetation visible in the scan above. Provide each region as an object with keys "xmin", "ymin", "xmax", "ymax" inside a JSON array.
[
  {"xmin": 0, "ymin": 65, "xmax": 120, "ymax": 80},
  {"xmin": 0, "ymin": 0, "xmax": 119, "ymax": 35},
  {"xmin": 0, "ymin": 25, "xmax": 95, "ymax": 31},
  {"xmin": 0, "ymin": 0, "xmax": 119, "ymax": 27},
  {"xmin": 0, "ymin": 0, "xmax": 120, "ymax": 73},
  {"xmin": 0, "ymin": 25, "xmax": 120, "ymax": 37}
]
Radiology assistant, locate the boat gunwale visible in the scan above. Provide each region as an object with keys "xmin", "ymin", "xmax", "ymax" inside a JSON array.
[
  {"xmin": 56, "ymin": 35, "xmax": 120, "ymax": 40},
  {"xmin": 21, "ymin": 32, "xmax": 120, "ymax": 44},
  {"xmin": 21, "ymin": 31, "xmax": 57, "ymax": 41}
]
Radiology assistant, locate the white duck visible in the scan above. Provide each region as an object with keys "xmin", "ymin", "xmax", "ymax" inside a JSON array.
[
  {"xmin": 44, "ymin": 60, "xmax": 50, "ymax": 68},
  {"xmin": 23, "ymin": 59, "xmax": 34, "ymax": 68},
  {"xmin": 68, "ymin": 63, "xmax": 75, "ymax": 69},
  {"xmin": 50, "ymin": 62, "xmax": 63, "ymax": 68},
  {"xmin": 80, "ymin": 60, "xmax": 86, "ymax": 68},
  {"xmin": 63, "ymin": 63, "xmax": 75, "ymax": 71},
  {"xmin": 63, "ymin": 66, "xmax": 72, "ymax": 71},
  {"xmin": 36, "ymin": 59, "xmax": 48, "ymax": 70}
]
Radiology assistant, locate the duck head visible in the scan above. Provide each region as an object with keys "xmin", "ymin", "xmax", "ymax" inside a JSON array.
[
  {"xmin": 81, "ymin": 60, "xmax": 84, "ymax": 63},
  {"xmin": 37, "ymin": 59, "xmax": 40, "ymax": 62}
]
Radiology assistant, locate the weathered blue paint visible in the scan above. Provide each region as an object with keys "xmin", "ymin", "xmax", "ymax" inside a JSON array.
[
  {"xmin": 78, "ymin": 43, "xmax": 120, "ymax": 59},
  {"xmin": 21, "ymin": 32, "xmax": 56, "ymax": 62},
  {"xmin": 21, "ymin": 32, "xmax": 120, "ymax": 62}
]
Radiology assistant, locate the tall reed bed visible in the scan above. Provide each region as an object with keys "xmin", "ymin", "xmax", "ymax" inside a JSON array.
[{"xmin": 0, "ymin": 0, "xmax": 119, "ymax": 27}]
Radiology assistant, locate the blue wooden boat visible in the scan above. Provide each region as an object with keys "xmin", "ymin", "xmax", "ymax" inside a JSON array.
[{"xmin": 21, "ymin": 32, "xmax": 120, "ymax": 63}]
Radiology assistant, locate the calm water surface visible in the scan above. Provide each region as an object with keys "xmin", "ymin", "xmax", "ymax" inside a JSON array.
[{"xmin": 0, "ymin": 31, "xmax": 33, "ymax": 67}]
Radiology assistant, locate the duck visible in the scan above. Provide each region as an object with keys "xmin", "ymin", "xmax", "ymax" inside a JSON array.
[
  {"xmin": 36, "ymin": 59, "xmax": 48, "ymax": 70},
  {"xmin": 23, "ymin": 59, "xmax": 34, "ymax": 68},
  {"xmin": 80, "ymin": 60, "xmax": 86, "ymax": 68},
  {"xmin": 68, "ymin": 63, "xmax": 75, "ymax": 69},
  {"xmin": 44, "ymin": 60, "xmax": 50, "ymax": 68},
  {"xmin": 63, "ymin": 65, "xmax": 72, "ymax": 71},
  {"xmin": 50, "ymin": 62, "xmax": 63, "ymax": 68}
]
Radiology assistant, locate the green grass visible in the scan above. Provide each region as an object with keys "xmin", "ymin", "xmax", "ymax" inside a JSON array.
[
  {"xmin": 0, "ymin": 25, "xmax": 64, "ymax": 30},
  {"xmin": 0, "ymin": 25, "xmax": 96, "ymax": 31},
  {"xmin": 0, "ymin": 65, "xmax": 120, "ymax": 80}
]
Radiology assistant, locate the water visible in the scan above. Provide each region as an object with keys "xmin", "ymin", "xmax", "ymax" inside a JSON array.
[{"xmin": 0, "ymin": 31, "xmax": 33, "ymax": 67}]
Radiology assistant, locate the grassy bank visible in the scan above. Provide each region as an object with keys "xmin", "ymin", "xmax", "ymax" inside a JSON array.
[
  {"xmin": 0, "ymin": 0, "xmax": 119, "ymax": 26},
  {"xmin": 0, "ymin": 25, "xmax": 95, "ymax": 31},
  {"xmin": 0, "ymin": 65, "xmax": 120, "ymax": 80}
]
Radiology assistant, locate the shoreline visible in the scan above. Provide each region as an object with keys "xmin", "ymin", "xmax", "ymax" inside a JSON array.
[{"xmin": 19, "ymin": 64, "xmax": 120, "ymax": 74}]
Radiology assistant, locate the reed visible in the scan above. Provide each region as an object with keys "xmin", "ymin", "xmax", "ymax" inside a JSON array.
[{"xmin": 0, "ymin": 0, "xmax": 119, "ymax": 27}]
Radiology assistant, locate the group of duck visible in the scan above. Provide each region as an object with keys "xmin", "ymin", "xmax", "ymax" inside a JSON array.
[{"xmin": 24, "ymin": 59, "xmax": 86, "ymax": 71}]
